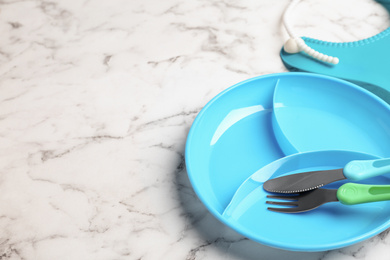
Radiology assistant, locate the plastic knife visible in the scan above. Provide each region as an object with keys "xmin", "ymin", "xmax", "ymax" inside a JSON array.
[{"xmin": 263, "ymin": 158, "xmax": 390, "ymax": 193}]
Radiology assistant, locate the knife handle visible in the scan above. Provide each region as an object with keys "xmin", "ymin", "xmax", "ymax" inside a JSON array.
[
  {"xmin": 337, "ymin": 183, "xmax": 390, "ymax": 205},
  {"xmin": 343, "ymin": 158, "xmax": 390, "ymax": 181}
]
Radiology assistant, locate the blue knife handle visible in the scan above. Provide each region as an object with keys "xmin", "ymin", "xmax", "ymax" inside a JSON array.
[{"xmin": 343, "ymin": 158, "xmax": 390, "ymax": 181}]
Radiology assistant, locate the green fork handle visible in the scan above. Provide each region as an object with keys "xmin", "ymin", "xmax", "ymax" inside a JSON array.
[{"xmin": 337, "ymin": 183, "xmax": 390, "ymax": 205}]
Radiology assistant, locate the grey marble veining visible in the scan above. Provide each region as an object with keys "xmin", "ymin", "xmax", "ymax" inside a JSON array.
[{"xmin": 0, "ymin": 0, "xmax": 390, "ymax": 259}]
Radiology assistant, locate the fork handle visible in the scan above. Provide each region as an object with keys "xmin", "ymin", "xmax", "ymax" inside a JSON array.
[{"xmin": 337, "ymin": 183, "xmax": 390, "ymax": 205}]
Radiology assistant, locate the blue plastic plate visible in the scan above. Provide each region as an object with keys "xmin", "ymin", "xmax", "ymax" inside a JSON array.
[{"xmin": 185, "ymin": 72, "xmax": 390, "ymax": 251}]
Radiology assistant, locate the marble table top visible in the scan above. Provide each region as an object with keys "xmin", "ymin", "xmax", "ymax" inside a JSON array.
[{"xmin": 1, "ymin": 0, "xmax": 389, "ymax": 259}]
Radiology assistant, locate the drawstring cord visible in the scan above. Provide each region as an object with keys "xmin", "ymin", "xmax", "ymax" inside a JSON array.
[{"xmin": 282, "ymin": 0, "xmax": 339, "ymax": 64}]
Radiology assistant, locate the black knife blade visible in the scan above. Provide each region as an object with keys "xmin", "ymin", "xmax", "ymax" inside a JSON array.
[{"xmin": 263, "ymin": 168, "xmax": 345, "ymax": 193}]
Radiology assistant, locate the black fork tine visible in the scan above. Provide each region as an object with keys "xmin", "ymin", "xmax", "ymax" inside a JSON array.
[
  {"xmin": 266, "ymin": 200, "xmax": 298, "ymax": 206},
  {"xmin": 266, "ymin": 194, "xmax": 300, "ymax": 201},
  {"xmin": 267, "ymin": 206, "xmax": 305, "ymax": 213}
]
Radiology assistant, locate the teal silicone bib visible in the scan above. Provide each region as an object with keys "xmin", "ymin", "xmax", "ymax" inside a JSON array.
[{"xmin": 280, "ymin": 0, "xmax": 390, "ymax": 104}]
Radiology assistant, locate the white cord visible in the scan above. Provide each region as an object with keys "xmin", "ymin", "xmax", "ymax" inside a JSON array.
[{"xmin": 282, "ymin": 0, "xmax": 339, "ymax": 65}]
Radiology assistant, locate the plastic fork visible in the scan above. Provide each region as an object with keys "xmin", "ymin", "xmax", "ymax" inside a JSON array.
[{"xmin": 266, "ymin": 183, "xmax": 390, "ymax": 213}]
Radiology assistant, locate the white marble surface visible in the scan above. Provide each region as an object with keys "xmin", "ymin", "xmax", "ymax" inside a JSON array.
[{"xmin": 1, "ymin": 0, "xmax": 390, "ymax": 259}]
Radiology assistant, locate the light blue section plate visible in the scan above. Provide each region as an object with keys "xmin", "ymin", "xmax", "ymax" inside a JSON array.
[
  {"xmin": 185, "ymin": 72, "xmax": 390, "ymax": 251},
  {"xmin": 185, "ymin": 75, "xmax": 285, "ymax": 216},
  {"xmin": 223, "ymin": 150, "xmax": 390, "ymax": 252},
  {"xmin": 272, "ymin": 75, "xmax": 390, "ymax": 157}
]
